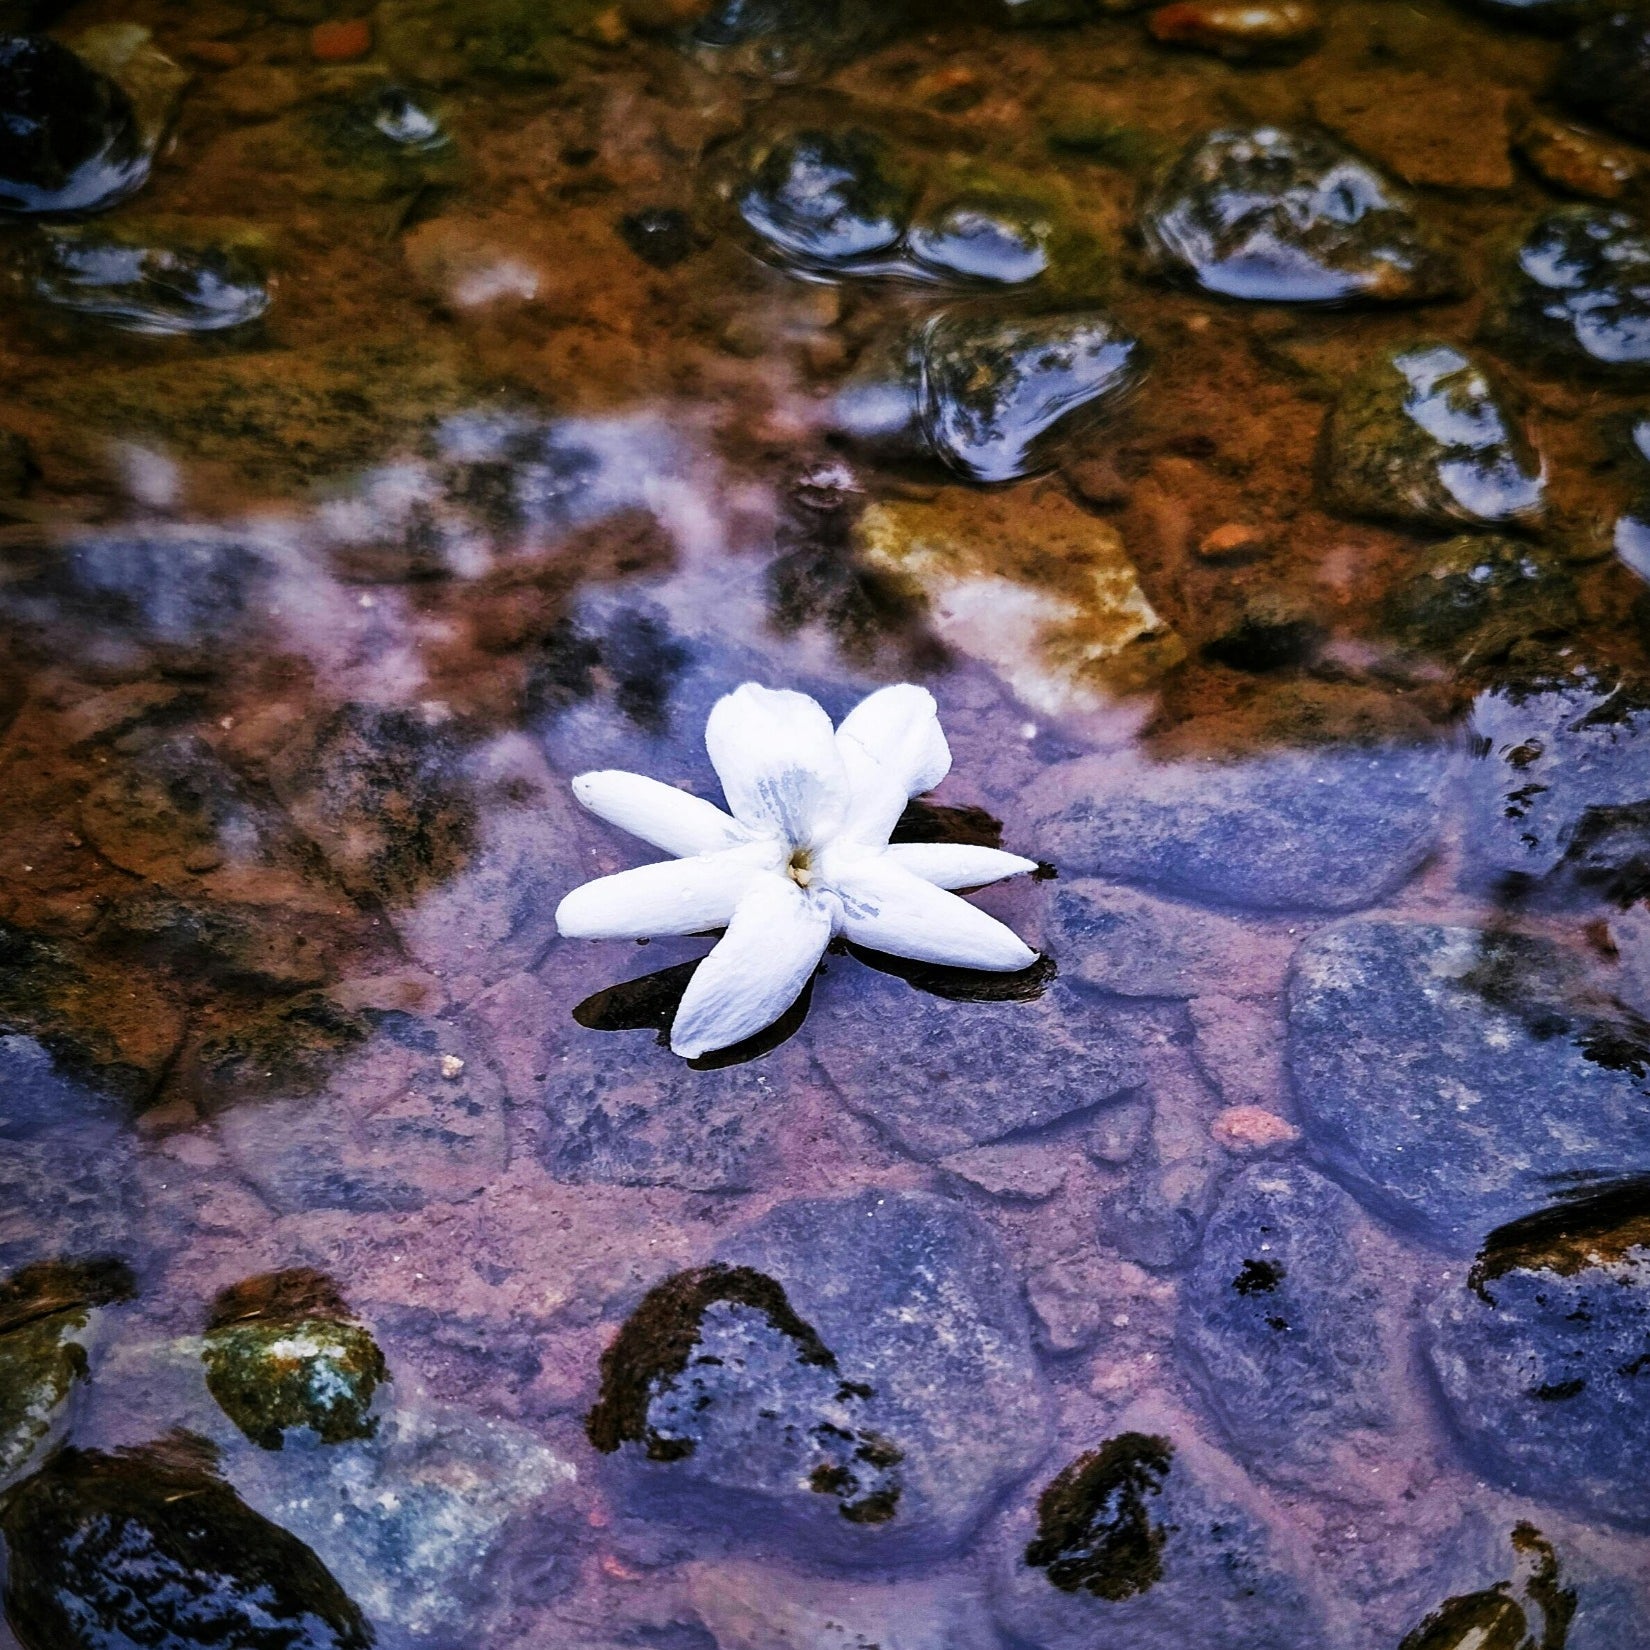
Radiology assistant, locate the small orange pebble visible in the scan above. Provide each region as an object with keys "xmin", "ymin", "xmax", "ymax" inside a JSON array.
[
  {"xmin": 310, "ymin": 17, "xmax": 372, "ymax": 61},
  {"xmin": 1197, "ymin": 521, "xmax": 1269, "ymax": 560},
  {"xmin": 1210, "ymin": 1105, "xmax": 1302, "ymax": 1152}
]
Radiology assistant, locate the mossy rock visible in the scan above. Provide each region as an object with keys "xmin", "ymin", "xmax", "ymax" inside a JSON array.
[
  {"xmin": 202, "ymin": 1268, "xmax": 388, "ymax": 1450},
  {"xmin": 376, "ymin": 0, "xmax": 609, "ymax": 83}
]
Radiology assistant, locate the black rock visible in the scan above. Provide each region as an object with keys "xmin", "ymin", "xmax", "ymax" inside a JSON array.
[
  {"xmin": 1427, "ymin": 1181, "xmax": 1650, "ymax": 1528},
  {"xmin": 590, "ymin": 1190, "xmax": 1048, "ymax": 1562},
  {"xmin": 1461, "ymin": 0, "xmax": 1604, "ymax": 31},
  {"xmin": 1485, "ymin": 207, "xmax": 1650, "ymax": 380},
  {"xmin": 1179, "ymin": 1162, "xmax": 1392, "ymax": 1475},
  {"xmin": 27, "ymin": 225, "xmax": 270, "ymax": 335},
  {"xmin": 917, "ymin": 308, "xmax": 1144, "ymax": 483},
  {"xmin": 1026, "ymin": 742, "xmax": 1446, "ymax": 912},
  {"xmin": 1288, "ymin": 918, "xmax": 1650, "ymax": 1247},
  {"xmin": 0, "ymin": 34, "xmax": 147, "ymax": 214},
  {"xmin": 738, "ymin": 127, "xmax": 915, "ymax": 274},
  {"xmin": 0, "ymin": 1439, "xmax": 375, "ymax": 1649},
  {"xmin": 618, "ymin": 206, "xmax": 696, "ymax": 269},
  {"xmin": 1141, "ymin": 126, "xmax": 1457, "ymax": 305},
  {"xmin": 1555, "ymin": 8, "xmax": 1650, "ymax": 145},
  {"xmin": 1321, "ymin": 342, "xmax": 1546, "ymax": 530}
]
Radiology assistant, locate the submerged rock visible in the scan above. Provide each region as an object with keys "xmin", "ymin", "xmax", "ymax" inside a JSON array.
[
  {"xmin": 1141, "ymin": 126, "xmax": 1457, "ymax": 304},
  {"xmin": 590, "ymin": 1191, "xmax": 1048, "ymax": 1562},
  {"xmin": 1428, "ymin": 1181, "xmax": 1650, "ymax": 1528},
  {"xmin": 1179, "ymin": 1163, "xmax": 1391, "ymax": 1476},
  {"xmin": 906, "ymin": 193, "xmax": 1053, "ymax": 285},
  {"xmin": 918, "ymin": 309, "xmax": 1143, "ymax": 483},
  {"xmin": 1026, "ymin": 742, "xmax": 1445, "ymax": 912},
  {"xmin": 203, "ymin": 1269, "xmax": 388, "ymax": 1450},
  {"xmin": 1463, "ymin": 0, "xmax": 1601, "ymax": 27},
  {"xmin": 990, "ymin": 1406, "xmax": 1325, "ymax": 1650},
  {"xmin": 0, "ymin": 34, "xmax": 148, "ymax": 214},
  {"xmin": 0, "ymin": 1438, "xmax": 374, "ymax": 1650},
  {"xmin": 1485, "ymin": 206, "xmax": 1650, "ymax": 380},
  {"xmin": 1555, "ymin": 8, "xmax": 1650, "ymax": 145},
  {"xmin": 1147, "ymin": 0, "xmax": 1323, "ymax": 62},
  {"xmin": 691, "ymin": 0, "xmax": 907, "ymax": 79},
  {"xmin": 25, "ymin": 223, "xmax": 271, "ymax": 335},
  {"xmin": 1513, "ymin": 111, "xmax": 1644, "ymax": 202},
  {"xmin": 1288, "ymin": 919, "xmax": 1650, "ymax": 1246},
  {"xmin": 1321, "ymin": 342, "xmax": 1546, "ymax": 530},
  {"xmin": 0, "ymin": 1257, "xmax": 133, "ymax": 1485}
]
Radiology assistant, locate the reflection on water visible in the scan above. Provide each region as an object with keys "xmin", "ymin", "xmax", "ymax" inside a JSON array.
[{"xmin": 2, "ymin": 0, "xmax": 1650, "ymax": 1646}]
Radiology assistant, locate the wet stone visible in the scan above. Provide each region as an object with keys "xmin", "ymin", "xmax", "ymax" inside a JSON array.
[
  {"xmin": 25, "ymin": 223, "xmax": 271, "ymax": 336},
  {"xmin": 1179, "ymin": 1162, "xmax": 1391, "ymax": 1476},
  {"xmin": 1321, "ymin": 342, "xmax": 1546, "ymax": 530},
  {"xmin": 203, "ymin": 1268, "xmax": 389, "ymax": 1450},
  {"xmin": 1427, "ymin": 1183, "xmax": 1650, "ymax": 1529},
  {"xmin": 1556, "ymin": 8, "xmax": 1650, "ymax": 146},
  {"xmin": 0, "ymin": 1438, "xmax": 373, "ymax": 1650},
  {"xmin": 1026, "ymin": 742, "xmax": 1445, "ymax": 913},
  {"xmin": 806, "ymin": 965, "xmax": 1140, "ymax": 1161},
  {"xmin": 1141, "ymin": 126, "xmax": 1457, "ymax": 304},
  {"xmin": 1384, "ymin": 534, "xmax": 1579, "ymax": 666},
  {"xmin": 1464, "ymin": 0, "xmax": 1601, "ymax": 27},
  {"xmin": 619, "ymin": 205, "xmax": 696, "ymax": 269},
  {"xmin": 1288, "ymin": 919, "xmax": 1650, "ymax": 1247},
  {"xmin": 1513, "ymin": 112, "xmax": 1644, "ymax": 203},
  {"xmin": 1486, "ymin": 206, "xmax": 1650, "ymax": 381},
  {"xmin": 991, "ymin": 1408, "xmax": 1325, "ymax": 1650},
  {"xmin": 1147, "ymin": 0, "xmax": 1323, "ymax": 62},
  {"xmin": 905, "ymin": 193, "xmax": 1052, "ymax": 285},
  {"xmin": 917, "ymin": 309, "xmax": 1144, "ymax": 484},
  {"xmin": 737, "ymin": 127, "xmax": 915, "ymax": 276},
  {"xmin": 215, "ymin": 1008, "xmax": 508, "ymax": 1213},
  {"xmin": 0, "ymin": 34, "xmax": 148, "ymax": 214},
  {"xmin": 591, "ymin": 1191, "xmax": 1048, "ymax": 1562},
  {"xmin": 691, "ymin": 0, "xmax": 905, "ymax": 79},
  {"xmin": 0, "ymin": 1257, "xmax": 133, "ymax": 1486},
  {"xmin": 1462, "ymin": 674, "xmax": 1650, "ymax": 898}
]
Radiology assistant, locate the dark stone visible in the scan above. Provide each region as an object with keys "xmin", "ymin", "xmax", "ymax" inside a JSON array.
[
  {"xmin": 1463, "ymin": 0, "xmax": 1602, "ymax": 29},
  {"xmin": 1321, "ymin": 342, "xmax": 1545, "ymax": 530},
  {"xmin": 594, "ymin": 1190, "xmax": 1048, "ymax": 1562},
  {"xmin": 26, "ymin": 224, "xmax": 270, "ymax": 335},
  {"xmin": 1427, "ymin": 1183, "xmax": 1650, "ymax": 1528},
  {"xmin": 203, "ymin": 1269, "xmax": 389, "ymax": 1450},
  {"xmin": 0, "ymin": 1438, "xmax": 374, "ymax": 1649},
  {"xmin": 691, "ymin": 0, "xmax": 906, "ymax": 76},
  {"xmin": 737, "ymin": 127, "xmax": 915, "ymax": 274},
  {"xmin": 1462, "ymin": 675, "xmax": 1650, "ymax": 899},
  {"xmin": 618, "ymin": 206, "xmax": 696, "ymax": 269},
  {"xmin": 1555, "ymin": 8, "xmax": 1650, "ymax": 144},
  {"xmin": 1288, "ymin": 918, "xmax": 1650, "ymax": 1247},
  {"xmin": 806, "ymin": 965, "xmax": 1139, "ymax": 1161},
  {"xmin": 0, "ymin": 34, "xmax": 147, "ymax": 214},
  {"xmin": 990, "ymin": 1410, "xmax": 1325, "ymax": 1650},
  {"xmin": 1026, "ymin": 742, "xmax": 1445, "ymax": 912},
  {"xmin": 1141, "ymin": 126, "xmax": 1457, "ymax": 304},
  {"xmin": 917, "ymin": 309, "xmax": 1144, "ymax": 483},
  {"xmin": 1485, "ymin": 207, "xmax": 1650, "ymax": 381},
  {"xmin": 1179, "ymin": 1162, "xmax": 1391, "ymax": 1474}
]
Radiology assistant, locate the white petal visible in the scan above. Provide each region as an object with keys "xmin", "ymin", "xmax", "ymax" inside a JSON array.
[
  {"xmin": 836, "ymin": 684, "xmax": 952, "ymax": 844},
  {"xmin": 705, "ymin": 683, "xmax": 850, "ymax": 846},
  {"xmin": 555, "ymin": 845, "xmax": 776, "ymax": 940},
  {"xmin": 882, "ymin": 841, "xmax": 1039, "ymax": 890},
  {"xmin": 670, "ymin": 876, "xmax": 836, "ymax": 1058},
  {"xmin": 831, "ymin": 856, "xmax": 1036, "ymax": 971},
  {"xmin": 572, "ymin": 770, "xmax": 754, "ymax": 858}
]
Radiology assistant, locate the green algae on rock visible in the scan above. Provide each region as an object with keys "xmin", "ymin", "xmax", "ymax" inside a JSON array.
[
  {"xmin": 0, "ymin": 1437, "xmax": 374, "ymax": 1650},
  {"xmin": 0, "ymin": 1257, "xmax": 134, "ymax": 1485},
  {"xmin": 203, "ymin": 1268, "xmax": 388, "ymax": 1450},
  {"xmin": 1320, "ymin": 342, "xmax": 1546, "ymax": 530},
  {"xmin": 1024, "ymin": 1433, "xmax": 1174, "ymax": 1600}
]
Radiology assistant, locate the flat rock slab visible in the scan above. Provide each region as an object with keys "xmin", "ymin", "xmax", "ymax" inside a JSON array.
[
  {"xmin": 591, "ymin": 1189, "xmax": 1049, "ymax": 1565},
  {"xmin": 806, "ymin": 964, "xmax": 1140, "ymax": 1160},
  {"xmin": 1179, "ymin": 1162, "xmax": 1392, "ymax": 1476},
  {"xmin": 1288, "ymin": 919, "xmax": 1650, "ymax": 1247},
  {"xmin": 1026, "ymin": 743, "xmax": 1446, "ymax": 912}
]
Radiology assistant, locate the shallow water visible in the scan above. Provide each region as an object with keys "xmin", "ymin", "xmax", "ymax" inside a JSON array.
[{"xmin": 1, "ymin": 0, "xmax": 1650, "ymax": 1645}]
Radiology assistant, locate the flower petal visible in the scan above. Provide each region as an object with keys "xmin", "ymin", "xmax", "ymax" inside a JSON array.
[
  {"xmin": 555, "ymin": 845, "xmax": 776, "ymax": 940},
  {"xmin": 670, "ymin": 876, "xmax": 836, "ymax": 1058},
  {"xmin": 705, "ymin": 683, "xmax": 849, "ymax": 845},
  {"xmin": 882, "ymin": 841, "xmax": 1039, "ymax": 889},
  {"xmin": 831, "ymin": 856, "xmax": 1036, "ymax": 971},
  {"xmin": 836, "ymin": 683, "xmax": 952, "ymax": 844},
  {"xmin": 572, "ymin": 770, "xmax": 754, "ymax": 858}
]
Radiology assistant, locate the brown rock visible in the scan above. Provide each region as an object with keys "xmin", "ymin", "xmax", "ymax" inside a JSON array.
[
  {"xmin": 310, "ymin": 18, "xmax": 372, "ymax": 61},
  {"xmin": 216, "ymin": 62, "xmax": 307, "ymax": 119},
  {"xmin": 1148, "ymin": 0, "xmax": 1322, "ymax": 61},
  {"xmin": 182, "ymin": 40, "xmax": 244, "ymax": 68},
  {"xmin": 1313, "ymin": 75, "xmax": 1515, "ymax": 192},
  {"xmin": 1513, "ymin": 111, "xmax": 1644, "ymax": 201},
  {"xmin": 1196, "ymin": 521, "xmax": 1268, "ymax": 560}
]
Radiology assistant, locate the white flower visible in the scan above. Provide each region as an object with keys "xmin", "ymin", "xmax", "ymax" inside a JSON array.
[{"xmin": 555, "ymin": 682, "xmax": 1039, "ymax": 1059}]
